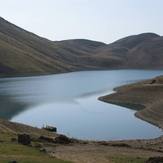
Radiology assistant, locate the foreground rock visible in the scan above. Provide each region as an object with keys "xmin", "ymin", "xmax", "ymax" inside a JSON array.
[
  {"xmin": 99, "ymin": 76, "xmax": 163, "ymax": 129},
  {"xmin": 18, "ymin": 133, "xmax": 31, "ymax": 145},
  {"xmin": 146, "ymin": 156, "xmax": 163, "ymax": 163},
  {"xmin": 9, "ymin": 161, "xmax": 17, "ymax": 163},
  {"xmin": 39, "ymin": 134, "xmax": 72, "ymax": 144},
  {"xmin": 54, "ymin": 134, "xmax": 72, "ymax": 144}
]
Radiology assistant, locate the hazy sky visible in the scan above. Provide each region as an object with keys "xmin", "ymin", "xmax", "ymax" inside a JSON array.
[{"xmin": 0, "ymin": 0, "xmax": 163, "ymax": 43}]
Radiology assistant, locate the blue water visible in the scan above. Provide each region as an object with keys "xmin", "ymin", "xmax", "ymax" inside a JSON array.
[{"xmin": 0, "ymin": 70, "xmax": 163, "ymax": 140}]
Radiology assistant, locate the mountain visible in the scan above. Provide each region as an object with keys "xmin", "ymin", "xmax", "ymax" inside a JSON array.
[
  {"xmin": 0, "ymin": 17, "xmax": 163, "ymax": 77},
  {"xmin": 94, "ymin": 33, "xmax": 163, "ymax": 68},
  {"xmin": 0, "ymin": 17, "xmax": 105, "ymax": 76}
]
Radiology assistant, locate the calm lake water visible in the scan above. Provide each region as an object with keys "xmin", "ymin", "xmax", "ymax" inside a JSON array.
[{"xmin": 0, "ymin": 70, "xmax": 163, "ymax": 140}]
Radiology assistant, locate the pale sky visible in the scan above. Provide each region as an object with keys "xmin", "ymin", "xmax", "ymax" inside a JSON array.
[{"xmin": 0, "ymin": 0, "xmax": 163, "ymax": 43}]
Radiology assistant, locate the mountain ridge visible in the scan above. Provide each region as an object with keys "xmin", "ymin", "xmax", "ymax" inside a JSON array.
[{"xmin": 0, "ymin": 16, "xmax": 163, "ymax": 76}]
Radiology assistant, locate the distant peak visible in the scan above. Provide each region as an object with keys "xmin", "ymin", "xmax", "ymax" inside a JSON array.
[
  {"xmin": 0, "ymin": 16, "xmax": 5, "ymax": 21},
  {"xmin": 137, "ymin": 32, "xmax": 160, "ymax": 37},
  {"xmin": 0, "ymin": 16, "xmax": 8, "ymax": 21}
]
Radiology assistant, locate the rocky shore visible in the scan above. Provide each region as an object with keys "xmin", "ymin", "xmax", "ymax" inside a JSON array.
[{"xmin": 99, "ymin": 75, "xmax": 163, "ymax": 130}]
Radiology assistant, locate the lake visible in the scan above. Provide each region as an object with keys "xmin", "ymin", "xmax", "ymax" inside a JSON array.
[{"xmin": 0, "ymin": 70, "xmax": 163, "ymax": 140}]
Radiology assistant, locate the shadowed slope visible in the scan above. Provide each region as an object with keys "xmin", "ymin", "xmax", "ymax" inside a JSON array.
[
  {"xmin": 1, "ymin": 17, "xmax": 163, "ymax": 76},
  {"xmin": 94, "ymin": 33, "xmax": 163, "ymax": 69},
  {"xmin": 0, "ymin": 17, "xmax": 105, "ymax": 76}
]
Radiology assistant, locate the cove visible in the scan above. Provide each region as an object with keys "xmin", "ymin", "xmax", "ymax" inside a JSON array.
[{"xmin": 0, "ymin": 70, "xmax": 162, "ymax": 140}]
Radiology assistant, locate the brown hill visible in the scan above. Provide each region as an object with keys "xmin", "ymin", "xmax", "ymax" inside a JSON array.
[
  {"xmin": 0, "ymin": 17, "xmax": 105, "ymax": 76},
  {"xmin": 0, "ymin": 17, "xmax": 163, "ymax": 76},
  {"xmin": 94, "ymin": 33, "xmax": 163, "ymax": 69}
]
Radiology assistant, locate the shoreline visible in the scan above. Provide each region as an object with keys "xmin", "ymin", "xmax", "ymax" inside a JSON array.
[
  {"xmin": 1, "ymin": 70, "xmax": 163, "ymax": 137},
  {"xmin": 1, "ymin": 68, "xmax": 163, "ymax": 79},
  {"xmin": 0, "ymin": 71, "xmax": 163, "ymax": 162},
  {"xmin": 0, "ymin": 118, "xmax": 162, "ymax": 163},
  {"xmin": 100, "ymin": 96, "xmax": 162, "ymax": 130},
  {"xmin": 99, "ymin": 76, "xmax": 163, "ymax": 130}
]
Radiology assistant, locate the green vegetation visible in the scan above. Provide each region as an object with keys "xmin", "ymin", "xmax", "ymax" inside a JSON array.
[
  {"xmin": 0, "ymin": 124, "xmax": 73, "ymax": 163},
  {"xmin": 0, "ymin": 159, "xmax": 71, "ymax": 163},
  {"xmin": 0, "ymin": 142, "xmax": 73, "ymax": 163},
  {"xmin": 0, "ymin": 119, "xmax": 162, "ymax": 163},
  {"xmin": 111, "ymin": 155, "xmax": 146, "ymax": 163}
]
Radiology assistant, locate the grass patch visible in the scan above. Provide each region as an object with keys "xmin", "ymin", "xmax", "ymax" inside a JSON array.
[
  {"xmin": 0, "ymin": 132, "xmax": 14, "ymax": 142},
  {"xmin": 0, "ymin": 142, "xmax": 73, "ymax": 163},
  {"xmin": 0, "ymin": 158, "xmax": 72, "ymax": 163},
  {"xmin": 0, "ymin": 124, "xmax": 73, "ymax": 163},
  {"xmin": 111, "ymin": 155, "xmax": 146, "ymax": 163}
]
